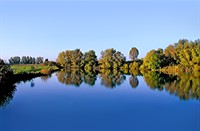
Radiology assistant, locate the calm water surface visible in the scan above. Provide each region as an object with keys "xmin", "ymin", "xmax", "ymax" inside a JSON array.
[{"xmin": 0, "ymin": 71, "xmax": 199, "ymax": 131}]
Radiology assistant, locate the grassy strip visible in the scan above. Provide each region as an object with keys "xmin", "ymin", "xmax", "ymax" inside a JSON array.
[{"xmin": 11, "ymin": 64, "xmax": 59, "ymax": 75}]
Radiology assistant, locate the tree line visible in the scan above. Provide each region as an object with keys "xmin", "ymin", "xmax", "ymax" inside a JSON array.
[
  {"xmin": 56, "ymin": 39, "xmax": 200, "ymax": 73},
  {"xmin": 1, "ymin": 39, "xmax": 200, "ymax": 73},
  {"xmin": 56, "ymin": 47, "xmax": 139, "ymax": 71},
  {"xmin": 8, "ymin": 56, "xmax": 45, "ymax": 64},
  {"xmin": 141, "ymin": 39, "xmax": 200, "ymax": 72}
]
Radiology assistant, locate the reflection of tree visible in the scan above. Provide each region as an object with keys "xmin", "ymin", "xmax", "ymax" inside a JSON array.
[
  {"xmin": 83, "ymin": 73, "xmax": 97, "ymax": 86},
  {"xmin": 40, "ymin": 75, "xmax": 51, "ymax": 82},
  {"xmin": 56, "ymin": 69, "xmax": 98, "ymax": 87},
  {"xmin": 99, "ymin": 69, "xmax": 126, "ymax": 88},
  {"xmin": 0, "ymin": 81, "xmax": 16, "ymax": 108},
  {"xmin": 129, "ymin": 76, "xmax": 139, "ymax": 88},
  {"xmin": 143, "ymin": 71, "xmax": 200, "ymax": 100},
  {"xmin": 143, "ymin": 71, "xmax": 166, "ymax": 90},
  {"xmin": 56, "ymin": 69, "xmax": 83, "ymax": 87},
  {"xmin": 165, "ymin": 75, "xmax": 200, "ymax": 100}
]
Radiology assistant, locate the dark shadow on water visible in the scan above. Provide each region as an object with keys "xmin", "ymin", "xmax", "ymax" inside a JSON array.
[
  {"xmin": 0, "ymin": 73, "xmax": 53, "ymax": 108},
  {"xmin": 0, "ymin": 81, "xmax": 16, "ymax": 108}
]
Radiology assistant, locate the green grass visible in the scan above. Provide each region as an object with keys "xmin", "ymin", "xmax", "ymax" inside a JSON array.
[{"xmin": 11, "ymin": 64, "xmax": 59, "ymax": 75}]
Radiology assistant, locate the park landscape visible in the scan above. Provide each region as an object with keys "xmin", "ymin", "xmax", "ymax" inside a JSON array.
[
  {"xmin": 1, "ymin": 39, "xmax": 200, "ymax": 106},
  {"xmin": 0, "ymin": 0, "xmax": 199, "ymax": 131}
]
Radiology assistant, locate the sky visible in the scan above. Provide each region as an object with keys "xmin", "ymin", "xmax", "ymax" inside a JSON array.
[{"xmin": 0, "ymin": 0, "xmax": 199, "ymax": 61}]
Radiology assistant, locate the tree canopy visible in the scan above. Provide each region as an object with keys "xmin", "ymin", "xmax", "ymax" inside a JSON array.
[
  {"xmin": 129, "ymin": 47, "xmax": 139, "ymax": 60},
  {"xmin": 98, "ymin": 48, "xmax": 126, "ymax": 69}
]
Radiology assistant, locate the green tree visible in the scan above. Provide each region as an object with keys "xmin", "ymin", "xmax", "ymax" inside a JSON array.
[
  {"xmin": 71, "ymin": 49, "xmax": 83, "ymax": 68},
  {"xmin": 0, "ymin": 59, "xmax": 13, "ymax": 82},
  {"xmin": 83, "ymin": 50, "xmax": 97, "ymax": 71},
  {"xmin": 9, "ymin": 56, "xmax": 21, "ymax": 64},
  {"xmin": 164, "ymin": 45, "xmax": 177, "ymax": 65},
  {"xmin": 0, "ymin": 59, "xmax": 4, "ymax": 65},
  {"xmin": 142, "ymin": 49, "xmax": 165, "ymax": 70},
  {"xmin": 129, "ymin": 47, "xmax": 139, "ymax": 60},
  {"xmin": 36, "ymin": 57, "xmax": 44, "ymax": 64},
  {"xmin": 56, "ymin": 51, "xmax": 67, "ymax": 66},
  {"xmin": 99, "ymin": 48, "xmax": 125, "ymax": 69},
  {"xmin": 57, "ymin": 49, "xmax": 83, "ymax": 68}
]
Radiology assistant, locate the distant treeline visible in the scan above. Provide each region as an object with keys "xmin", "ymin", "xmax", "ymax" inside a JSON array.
[
  {"xmin": 1, "ymin": 39, "xmax": 200, "ymax": 73},
  {"xmin": 8, "ymin": 56, "xmax": 46, "ymax": 64}
]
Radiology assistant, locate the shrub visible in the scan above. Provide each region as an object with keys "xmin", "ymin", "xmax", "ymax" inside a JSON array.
[{"xmin": 40, "ymin": 69, "xmax": 51, "ymax": 75}]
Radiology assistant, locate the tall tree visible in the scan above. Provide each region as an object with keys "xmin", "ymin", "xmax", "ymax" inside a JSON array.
[
  {"xmin": 0, "ymin": 58, "xmax": 5, "ymax": 65},
  {"xmin": 142, "ymin": 49, "xmax": 165, "ymax": 70},
  {"xmin": 57, "ymin": 49, "xmax": 83, "ymax": 67},
  {"xmin": 36, "ymin": 57, "xmax": 44, "ymax": 64},
  {"xmin": 9, "ymin": 56, "xmax": 21, "ymax": 64},
  {"xmin": 71, "ymin": 49, "xmax": 83, "ymax": 68},
  {"xmin": 83, "ymin": 50, "xmax": 97, "ymax": 71},
  {"xmin": 99, "ymin": 48, "xmax": 125, "ymax": 69},
  {"xmin": 56, "ymin": 51, "xmax": 66, "ymax": 66},
  {"xmin": 129, "ymin": 47, "xmax": 139, "ymax": 60}
]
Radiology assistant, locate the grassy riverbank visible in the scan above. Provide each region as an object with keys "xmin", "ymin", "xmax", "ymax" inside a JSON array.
[{"xmin": 11, "ymin": 64, "xmax": 60, "ymax": 75}]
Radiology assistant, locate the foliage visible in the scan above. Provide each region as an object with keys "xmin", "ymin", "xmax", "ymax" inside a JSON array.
[
  {"xmin": 141, "ymin": 39, "xmax": 200, "ymax": 72},
  {"xmin": 71, "ymin": 49, "xmax": 83, "ymax": 68},
  {"xmin": 142, "ymin": 71, "xmax": 200, "ymax": 100},
  {"xmin": 129, "ymin": 62, "xmax": 140, "ymax": 75},
  {"xmin": 36, "ymin": 57, "xmax": 44, "ymax": 64},
  {"xmin": 142, "ymin": 71, "xmax": 166, "ymax": 90},
  {"xmin": 83, "ymin": 50, "xmax": 97, "ymax": 72},
  {"xmin": 129, "ymin": 75, "xmax": 139, "ymax": 88},
  {"xmin": 9, "ymin": 56, "xmax": 21, "ymax": 64},
  {"xmin": 141, "ymin": 48, "xmax": 165, "ymax": 70},
  {"xmin": 0, "ymin": 59, "xmax": 13, "ymax": 81},
  {"xmin": 99, "ymin": 48, "xmax": 126, "ymax": 69},
  {"xmin": 56, "ymin": 69, "xmax": 84, "ymax": 87},
  {"xmin": 57, "ymin": 49, "xmax": 83, "ymax": 68},
  {"xmin": 40, "ymin": 69, "xmax": 51, "ymax": 75},
  {"xmin": 99, "ymin": 69, "xmax": 126, "ymax": 88},
  {"xmin": 21, "ymin": 56, "xmax": 36, "ymax": 64},
  {"xmin": 129, "ymin": 47, "xmax": 139, "ymax": 60},
  {"xmin": 0, "ymin": 59, "xmax": 5, "ymax": 65},
  {"xmin": 7, "ymin": 56, "xmax": 44, "ymax": 64}
]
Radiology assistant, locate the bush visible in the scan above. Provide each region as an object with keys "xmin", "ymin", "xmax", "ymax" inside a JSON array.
[
  {"xmin": 0, "ymin": 65, "xmax": 13, "ymax": 81},
  {"xmin": 40, "ymin": 69, "xmax": 51, "ymax": 75}
]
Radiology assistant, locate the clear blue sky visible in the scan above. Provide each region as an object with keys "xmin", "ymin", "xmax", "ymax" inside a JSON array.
[{"xmin": 0, "ymin": 0, "xmax": 199, "ymax": 61}]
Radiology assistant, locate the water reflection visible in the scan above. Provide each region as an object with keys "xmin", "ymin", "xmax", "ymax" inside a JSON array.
[
  {"xmin": 0, "ymin": 74, "xmax": 45, "ymax": 108},
  {"xmin": 56, "ymin": 70, "xmax": 200, "ymax": 100},
  {"xmin": 99, "ymin": 69, "xmax": 126, "ymax": 88},
  {"xmin": 0, "ymin": 82, "xmax": 16, "ymax": 108},
  {"xmin": 164, "ymin": 75, "xmax": 200, "ymax": 100},
  {"xmin": 83, "ymin": 73, "xmax": 97, "ymax": 86},
  {"xmin": 0, "ymin": 69, "xmax": 199, "ymax": 108},
  {"xmin": 143, "ymin": 71, "xmax": 200, "ymax": 100},
  {"xmin": 129, "ymin": 75, "xmax": 139, "ymax": 88},
  {"xmin": 56, "ymin": 69, "xmax": 84, "ymax": 87},
  {"xmin": 41, "ymin": 75, "xmax": 52, "ymax": 82}
]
